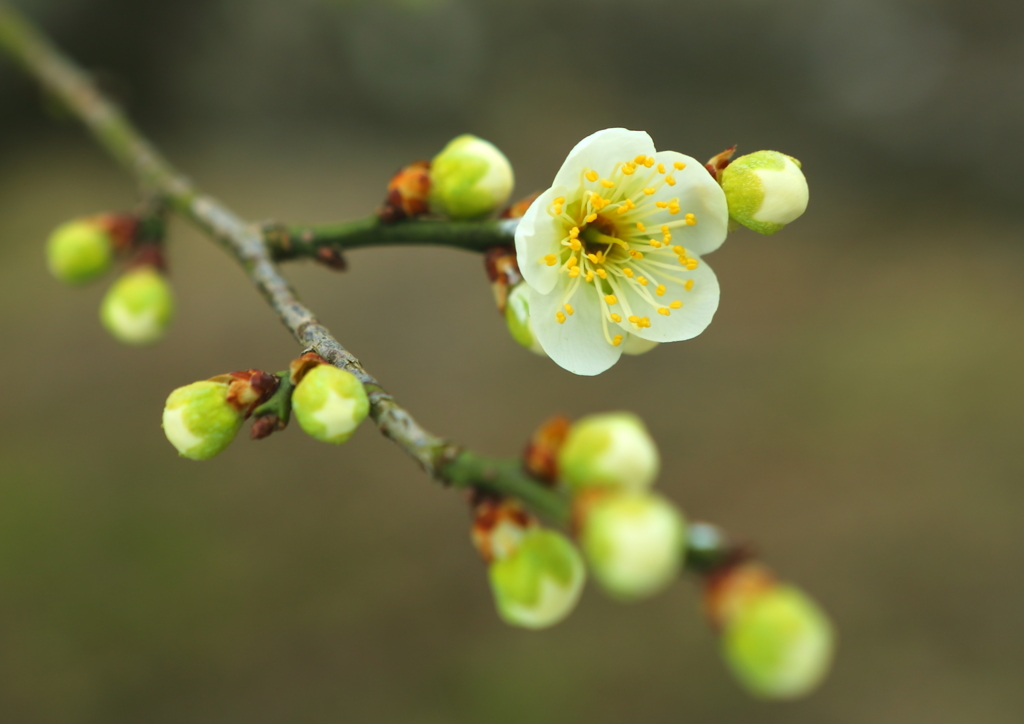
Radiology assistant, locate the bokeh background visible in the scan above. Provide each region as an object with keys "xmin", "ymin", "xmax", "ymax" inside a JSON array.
[{"xmin": 2, "ymin": 0, "xmax": 1024, "ymax": 721}]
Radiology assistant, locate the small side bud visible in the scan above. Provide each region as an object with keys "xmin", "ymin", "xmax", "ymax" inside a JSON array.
[
  {"xmin": 722, "ymin": 584, "xmax": 835, "ymax": 700},
  {"xmin": 100, "ymin": 266, "xmax": 174, "ymax": 345},
  {"xmin": 558, "ymin": 412, "xmax": 659, "ymax": 492},
  {"xmin": 381, "ymin": 160, "xmax": 431, "ymax": 222},
  {"xmin": 522, "ymin": 415, "xmax": 571, "ymax": 483},
  {"xmin": 720, "ymin": 151, "xmax": 809, "ymax": 235},
  {"xmin": 430, "ymin": 135, "xmax": 514, "ymax": 219},
  {"xmin": 578, "ymin": 491, "xmax": 686, "ymax": 601},
  {"xmin": 46, "ymin": 218, "xmax": 115, "ymax": 284},
  {"xmin": 504, "ymin": 283, "xmax": 546, "ymax": 356},
  {"xmin": 488, "ymin": 528, "xmax": 586, "ymax": 630},
  {"xmin": 291, "ymin": 364, "xmax": 370, "ymax": 445},
  {"xmin": 162, "ymin": 370, "xmax": 278, "ymax": 460}
]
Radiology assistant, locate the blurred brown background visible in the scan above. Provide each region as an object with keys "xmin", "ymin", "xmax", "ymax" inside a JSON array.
[{"xmin": 2, "ymin": 0, "xmax": 1023, "ymax": 722}]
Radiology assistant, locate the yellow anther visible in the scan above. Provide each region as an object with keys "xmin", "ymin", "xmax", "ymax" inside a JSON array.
[
  {"xmin": 660, "ymin": 225, "xmax": 669, "ymax": 234},
  {"xmin": 585, "ymin": 171, "xmax": 598, "ymax": 182},
  {"xmin": 570, "ymin": 238, "xmax": 582, "ymax": 251},
  {"xmin": 621, "ymin": 163, "xmax": 636, "ymax": 175},
  {"xmin": 569, "ymin": 226, "xmax": 580, "ymax": 238},
  {"xmin": 585, "ymin": 270, "xmax": 595, "ymax": 282},
  {"xmin": 634, "ymin": 155, "xmax": 647, "ymax": 164},
  {"xmin": 670, "ymin": 300, "xmax": 683, "ymax": 309},
  {"xmin": 564, "ymin": 303, "xmax": 575, "ymax": 316},
  {"xmin": 604, "ymin": 294, "xmax": 618, "ymax": 305},
  {"xmin": 638, "ymin": 276, "xmax": 649, "ymax": 286},
  {"xmin": 644, "ymin": 157, "xmax": 654, "ymax": 168},
  {"xmin": 658, "ymin": 307, "xmax": 671, "ymax": 316},
  {"xmin": 585, "ymin": 213, "xmax": 597, "ymax": 223},
  {"xmin": 629, "ymin": 250, "xmax": 644, "ymax": 259},
  {"xmin": 552, "ymin": 204, "xmax": 563, "ymax": 215},
  {"xmin": 628, "ymin": 315, "xmax": 640, "ymax": 324},
  {"xmin": 663, "ymin": 233, "xmax": 672, "ymax": 243},
  {"xmin": 554, "ymin": 196, "xmax": 565, "ymax": 204},
  {"xmin": 610, "ymin": 313, "xmax": 622, "ymax": 323},
  {"xmin": 568, "ymin": 267, "xmax": 580, "ymax": 278},
  {"xmin": 650, "ymin": 240, "xmax": 663, "ymax": 248},
  {"xmin": 567, "ymin": 255, "xmax": 579, "ymax": 267},
  {"xmin": 556, "ymin": 311, "xmax": 567, "ymax": 324},
  {"xmin": 686, "ymin": 259, "xmax": 699, "ymax": 270},
  {"xmin": 665, "ymin": 175, "xmax": 676, "ymax": 186},
  {"xmin": 616, "ymin": 205, "xmax": 629, "ymax": 216},
  {"xmin": 657, "ymin": 163, "xmax": 666, "ymax": 174},
  {"xmin": 640, "ymin": 317, "xmax": 651, "ymax": 328},
  {"xmin": 612, "ymin": 335, "xmax": 624, "ymax": 347},
  {"xmin": 684, "ymin": 280, "xmax": 694, "ymax": 291},
  {"xmin": 600, "ymin": 179, "xmax": 614, "ymax": 188},
  {"xmin": 656, "ymin": 284, "xmax": 666, "ymax": 296},
  {"xmin": 655, "ymin": 201, "xmax": 668, "ymax": 208},
  {"xmin": 623, "ymin": 268, "xmax": 634, "ymax": 278},
  {"xmin": 673, "ymin": 245, "xmax": 685, "ymax": 255},
  {"xmin": 636, "ymin": 222, "xmax": 646, "ymax": 232},
  {"xmin": 685, "ymin": 213, "xmax": 697, "ymax": 226},
  {"xmin": 669, "ymin": 202, "xmax": 681, "ymax": 215},
  {"xmin": 674, "ymin": 161, "xmax": 686, "ymax": 170},
  {"xmin": 543, "ymin": 254, "xmax": 557, "ymax": 266},
  {"xmin": 596, "ymin": 269, "xmax": 607, "ymax": 279},
  {"xmin": 587, "ymin": 253, "xmax": 599, "ymax": 263},
  {"xmin": 643, "ymin": 188, "xmax": 656, "ymax": 196},
  {"xmin": 678, "ymin": 256, "xmax": 688, "ymax": 265}
]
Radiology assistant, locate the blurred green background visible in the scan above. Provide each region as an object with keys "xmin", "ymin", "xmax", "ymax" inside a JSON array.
[{"xmin": 2, "ymin": 0, "xmax": 1024, "ymax": 721}]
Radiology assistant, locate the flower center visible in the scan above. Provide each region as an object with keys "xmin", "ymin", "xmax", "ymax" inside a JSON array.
[{"xmin": 539, "ymin": 156, "xmax": 704, "ymax": 347}]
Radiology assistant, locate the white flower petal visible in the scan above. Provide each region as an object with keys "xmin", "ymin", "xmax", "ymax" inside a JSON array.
[
  {"xmin": 638, "ymin": 151, "xmax": 729, "ymax": 257},
  {"xmin": 515, "ymin": 185, "xmax": 570, "ymax": 295},
  {"xmin": 614, "ymin": 255, "xmax": 720, "ymax": 343},
  {"xmin": 621, "ymin": 334, "xmax": 659, "ymax": 356},
  {"xmin": 530, "ymin": 282, "xmax": 622, "ymax": 375},
  {"xmin": 553, "ymin": 129, "xmax": 656, "ymax": 188}
]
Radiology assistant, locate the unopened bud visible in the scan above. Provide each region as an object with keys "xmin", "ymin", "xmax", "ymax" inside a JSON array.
[
  {"xmin": 488, "ymin": 528, "xmax": 586, "ymax": 630},
  {"xmin": 100, "ymin": 266, "xmax": 174, "ymax": 345},
  {"xmin": 46, "ymin": 218, "xmax": 115, "ymax": 284},
  {"xmin": 430, "ymin": 134, "xmax": 514, "ymax": 219},
  {"xmin": 382, "ymin": 160, "xmax": 431, "ymax": 221},
  {"xmin": 720, "ymin": 151, "xmax": 809, "ymax": 235},
  {"xmin": 558, "ymin": 412, "xmax": 659, "ymax": 492},
  {"xmin": 162, "ymin": 381, "xmax": 240, "ymax": 460},
  {"xmin": 505, "ymin": 283, "xmax": 546, "ymax": 356},
  {"xmin": 578, "ymin": 491, "xmax": 685, "ymax": 600},
  {"xmin": 723, "ymin": 584, "xmax": 835, "ymax": 699},
  {"xmin": 291, "ymin": 364, "xmax": 370, "ymax": 444}
]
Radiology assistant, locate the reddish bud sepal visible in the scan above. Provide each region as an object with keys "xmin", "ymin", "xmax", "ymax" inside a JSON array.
[
  {"xmin": 471, "ymin": 496, "xmax": 536, "ymax": 564},
  {"xmin": 380, "ymin": 160, "xmax": 431, "ymax": 222},
  {"xmin": 484, "ymin": 246, "xmax": 522, "ymax": 313},
  {"xmin": 522, "ymin": 415, "xmax": 570, "ymax": 484},
  {"xmin": 289, "ymin": 352, "xmax": 328, "ymax": 385},
  {"xmin": 209, "ymin": 369, "xmax": 280, "ymax": 417},
  {"xmin": 501, "ymin": 191, "xmax": 541, "ymax": 219},
  {"xmin": 705, "ymin": 145, "xmax": 737, "ymax": 182}
]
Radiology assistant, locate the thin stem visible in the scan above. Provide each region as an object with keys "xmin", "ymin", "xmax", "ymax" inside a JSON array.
[{"xmin": 268, "ymin": 217, "xmax": 518, "ymax": 262}]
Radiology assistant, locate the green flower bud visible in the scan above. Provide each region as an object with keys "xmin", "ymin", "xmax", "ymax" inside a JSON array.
[
  {"xmin": 721, "ymin": 151, "xmax": 809, "ymax": 235},
  {"xmin": 579, "ymin": 492, "xmax": 685, "ymax": 600},
  {"xmin": 291, "ymin": 365, "xmax": 370, "ymax": 444},
  {"xmin": 723, "ymin": 585, "xmax": 835, "ymax": 700},
  {"xmin": 100, "ymin": 266, "xmax": 174, "ymax": 345},
  {"xmin": 504, "ymin": 283, "xmax": 546, "ymax": 356},
  {"xmin": 488, "ymin": 528, "xmax": 586, "ymax": 630},
  {"xmin": 558, "ymin": 412, "xmax": 659, "ymax": 492},
  {"xmin": 430, "ymin": 134, "xmax": 514, "ymax": 219},
  {"xmin": 46, "ymin": 218, "xmax": 114, "ymax": 284},
  {"xmin": 162, "ymin": 380, "xmax": 244, "ymax": 460}
]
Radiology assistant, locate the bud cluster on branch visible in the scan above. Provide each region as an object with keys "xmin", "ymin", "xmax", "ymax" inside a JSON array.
[{"xmin": 0, "ymin": 0, "xmax": 830, "ymax": 705}]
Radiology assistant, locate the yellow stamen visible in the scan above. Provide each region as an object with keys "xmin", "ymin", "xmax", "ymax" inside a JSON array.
[
  {"xmin": 554, "ymin": 196, "xmax": 565, "ymax": 204},
  {"xmin": 567, "ymin": 256, "xmax": 579, "ymax": 268},
  {"xmin": 673, "ymin": 245, "xmax": 685, "ymax": 255},
  {"xmin": 650, "ymin": 240, "xmax": 663, "ymax": 248},
  {"xmin": 684, "ymin": 280, "xmax": 694, "ymax": 291},
  {"xmin": 568, "ymin": 267, "xmax": 580, "ymax": 278},
  {"xmin": 629, "ymin": 250, "xmax": 644, "ymax": 259},
  {"xmin": 610, "ymin": 313, "xmax": 622, "ymax": 323},
  {"xmin": 621, "ymin": 163, "xmax": 636, "ymax": 175},
  {"xmin": 638, "ymin": 276, "xmax": 649, "ymax": 286},
  {"xmin": 585, "ymin": 171, "xmax": 598, "ymax": 182},
  {"xmin": 655, "ymin": 201, "xmax": 668, "ymax": 208},
  {"xmin": 644, "ymin": 158, "xmax": 654, "ymax": 168},
  {"xmin": 673, "ymin": 161, "xmax": 686, "ymax": 170},
  {"xmin": 556, "ymin": 311, "xmax": 566, "ymax": 324},
  {"xmin": 612, "ymin": 335, "xmax": 623, "ymax": 347},
  {"xmin": 564, "ymin": 303, "xmax": 575, "ymax": 316},
  {"xmin": 669, "ymin": 202, "xmax": 681, "ymax": 215},
  {"xmin": 656, "ymin": 284, "xmax": 666, "ymax": 296},
  {"xmin": 628, "ymin": 315, "xmax": 640, "ymax": 324},
  {"xmin": 569, "ymin": 238, "xmax": 582, "ymax": 251},
  {"xmin": 600, "ymin": 179, "xmax": 614, "ymax": 188},
  {"xmin": 587, "ymin": 253, "xmax": 599, "ymax": 263},
  {"xmin": 657, "ymin": 163, "xmax": 666, "ymax": 174},
  {"xmin": 670, "ymin": 300, "xmax": 683, "ymax": 309},
  {"xmin": 685, "ymin": 213, "xmax": 697, "ymax": 226},
  {"xmin": 623, "ymin": 268, "xmax": 634, "ymax": 278},
  {"xmin": 634, "ymin": 155, "xmax": 647, "ymax": 164},
  {"xmin": 643, "ymin": 188, "xmax": 656, "ymax": 196},
  {"xmin": 686, "ymin": 259, "xmax": 699, "ymax": 270},
  {"xmin": 636, "ymin": 222, "xmax": 646, "ymax": 232},
  {"xmin": 569, "ymin": 226, "xmax": 580, "ymax": 238},
  {"xmin": 640, "ymin": 317, "xmax": 651, "ymax": 328},
  {"xmin": 586, "ymin": 270, "xmax": 595, "ymax": 282},
  {"xmin": 596, "ymin": 269, "xmax": 607, "ymax": 279},
  {"xmin": 665, "ymin": 175, "xmax": 676, "ymax": 186},
  {"xmin": 604, "ymin": 294, "xmax": 618, "ymax": 305},
  {"xmin": 543, "ymin": 254, "xmax": 557, "ymax": 266},
  {"xmin": 658, "ymin": 307, "xmax": 671, "ymax": 316},
  {"xmin": 585, "ymin": 213, "xmax": 597, "ymax": 223}
]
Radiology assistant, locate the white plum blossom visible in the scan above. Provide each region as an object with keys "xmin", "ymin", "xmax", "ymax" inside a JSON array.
[{"xmin": 514, "ymin": 129, "xmax": 729, "ymax": 375}]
